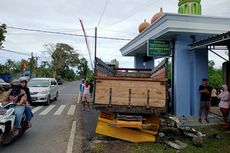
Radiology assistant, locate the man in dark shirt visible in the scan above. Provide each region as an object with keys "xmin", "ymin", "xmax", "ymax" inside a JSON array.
[{"xmin": 199, "ymin": 78, "xmax": 212, "ymax": 123}]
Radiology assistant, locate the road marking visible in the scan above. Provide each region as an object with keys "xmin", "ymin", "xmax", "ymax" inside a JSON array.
[
  {"xmin": 39, "ymin": 105, "xmax": 55, "ymax": 115},
  {"xmin": 54, "ymin": 105, "xmax": 66, "ymax": 115},
  {"xmin": 66, "ymin": 121, "xmax": 77, "ymax": 153},
  {"xmin": 67, "ymin": 105, "xmax": 76, "ymax": 115},
  {"xmin": 32, "ymin": 106, "xmax": 43, "ymax": 113},
  {"xmin": 77, "ymin": 92, "xmax": 81, "ymax": 104}
]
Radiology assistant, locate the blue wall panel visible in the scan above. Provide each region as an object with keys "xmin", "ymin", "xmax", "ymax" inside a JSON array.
[{"xmin": 174, "ymin": 35, "xmax": 191, "ymax": 116}]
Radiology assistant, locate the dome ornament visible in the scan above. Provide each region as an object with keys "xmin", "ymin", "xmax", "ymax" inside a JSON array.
[
  {"xmin": 138, "ymin": 19, "xmax": 150, "ymax": 33},
  {"xmin": 151, "ymin": 7, "xmax": 164, "ymax": 24}
]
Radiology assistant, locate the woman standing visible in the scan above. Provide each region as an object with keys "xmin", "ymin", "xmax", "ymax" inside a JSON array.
[
  {"xmin": 82, "ymin": 81, "xmax": 91, "ymax": 111},
  {"xmin": 217, "ymin": 85, "xmax": 230, "ymax": 128}
]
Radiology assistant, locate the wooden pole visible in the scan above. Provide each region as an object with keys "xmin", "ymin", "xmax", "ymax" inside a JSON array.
[
  {"xmin": 94, "ymin": 27, "xmax": 97, "ymax": 72},
  {"xmin": 93, "ymin": 27, "xmax": 97, "ymax": 104}
]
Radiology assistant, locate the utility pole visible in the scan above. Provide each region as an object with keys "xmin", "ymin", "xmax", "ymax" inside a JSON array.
[
  {"xmin": 30, "ymin": 52, "xmax": 34, "ymax": 78},
  {"xmin": 93, "ymin": 27, "xmax": 97, "ymax": 104},
  {"xmin": 35, "ymin": 56, "xmax": 38, "ymax": 77}
]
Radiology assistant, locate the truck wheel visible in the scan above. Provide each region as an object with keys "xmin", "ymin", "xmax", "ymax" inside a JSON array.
[{"xmin": 45, "ymin": 95, "xmax": 51, "ymax": 106}]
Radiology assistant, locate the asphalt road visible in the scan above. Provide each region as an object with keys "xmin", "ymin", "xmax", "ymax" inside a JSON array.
[{"xmin": 0, "ymin": 81, "xmax": 94, "ymax": 153}]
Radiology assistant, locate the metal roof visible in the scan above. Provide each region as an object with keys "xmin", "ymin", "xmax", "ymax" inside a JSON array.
[{"xmin": 190, "ymin": 31, "xmax": 230, "ymax": 49}]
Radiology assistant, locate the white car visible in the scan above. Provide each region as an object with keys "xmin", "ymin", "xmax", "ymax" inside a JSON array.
[{"xmin": 28, "ymin": 78, "xmax": 59, "ymax": 105}]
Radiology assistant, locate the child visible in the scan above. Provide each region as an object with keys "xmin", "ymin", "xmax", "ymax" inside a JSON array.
[{"xmin": 81, "ymin": 81, "xmax": 91, "ymax": 111}]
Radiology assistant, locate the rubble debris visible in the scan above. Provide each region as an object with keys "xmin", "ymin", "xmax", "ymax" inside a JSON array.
[
  {"xmin": 161, "ymin": 114, "xmax": 181, "ymax": 128},
  {"xmin": 179, "ymin": 127, "xmax": 205, "ymax": 138},
  {"xmin": 192, "ymin": 136, "xmax": 203, "ymax": 147},
  {"xmin": 208, "ymin": 133, "xmax": 222, "ymax": 140},
  {"xmin": 160, "ymin": 127, "xmax": 180, "ymax": 136},
  {"xmin": 158, "ymin": 132, "xmax": 165, "ymax": 138},
  {"xmin": 160, "ymin": 114, "xmax": 208, "ymax": 150},
  {"xmin": 165, "ymin": 138, "xmax": 187, "ymax": 150}
]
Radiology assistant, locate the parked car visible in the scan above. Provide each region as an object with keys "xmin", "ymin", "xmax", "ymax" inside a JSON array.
[
  {"xmin": 0, "ymin": 78, "xmax": 10, "ymax": 91},
  {"xmin": 28, "ymin": 78, "xmax": 59, "ymax": 105}
]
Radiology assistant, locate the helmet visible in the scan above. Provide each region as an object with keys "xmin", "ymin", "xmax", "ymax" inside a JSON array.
[
  {"xmin": 11, "ymin": 80, "xmax": 21, "ymax": 88},
  {"xmin": 19, "ymin": 78, "xmax": 27, "ymax": 84},
  {"xmin": 19, "ymin": 77, "xmax": 29, "ymax": 83}
]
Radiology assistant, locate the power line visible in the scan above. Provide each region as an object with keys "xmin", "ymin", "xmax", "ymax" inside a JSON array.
[
  {"xmin": 101, "ymin": 0, "xmax": 161, "ymax": 29},
  {"xmin": 98, "ymin": 0, "xmax": 110, "ymax": 27},
  {"xmin": 98, "ymin": 28, "xmax": 137, "ymax": 35},
  {"xmin": 7, "ymin": 26, "xmax": 131, "ymax": 41},
  {"xmin": 0, "ymin": 48, "xmax": 30, "ymax": 56}
]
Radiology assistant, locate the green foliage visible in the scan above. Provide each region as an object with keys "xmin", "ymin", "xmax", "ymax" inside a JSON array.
[
  {"xmin": 60, "ymin": 66, "xmax": 76, "ymax": 81},
  {"xmin": 36, "ymin": 61, "xmax": 53, "ymax": 78},
  {"xmin": 0, "ymin": 24, "xmax": 7, "ymax": 48},
  {"xmin": 0, "ymin": 59, "xmax": 22, "ymax": 74},
  {"xmin": 208, "ymin": 60, "xmax": 222, "ymax": 88},
  {"xmin": 77, "ymin": 57, "xmax": 90, "ymax": 80},
  {"xmin": 86, "ymin": 70, "xmax": 94, "ymax": 81},
  {"xmin": 110, "ymin": 59, "xmax": 119, "ymax": 68}
]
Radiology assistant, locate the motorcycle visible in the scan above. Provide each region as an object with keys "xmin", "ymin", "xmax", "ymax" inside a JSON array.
[{"xmin": 0, "ymin": 102, "xmax": 29, "ymax": 145}]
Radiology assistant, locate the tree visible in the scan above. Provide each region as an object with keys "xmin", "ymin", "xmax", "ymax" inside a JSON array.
[
  {"xmin": 77, "ymin": 57, "xmax": 90, "ymax": 80},
  {"xmin": 208, "ymin": 60, "xmax": 222, "ymax": 88},
  {"xmin": 37, "ymin": 61, "xmax": 53, "ymax": 77},
  {"xmin": 1, "ymin": 59, "xmax": 22, "ymax": 74},
  {"xmin": 44, "ymin": 43, "xmax": 80, "ymax": 78},
  {"xmin": 60, "ymin": 66, "xmax": 76, "ymax": 81},
  {"xmin": 0, "ymin": 24, "xmax": 6, "ymax": 48},
  {"xmin": 111, "ymin": 59, "xmax": 119, "ymax": 68}
]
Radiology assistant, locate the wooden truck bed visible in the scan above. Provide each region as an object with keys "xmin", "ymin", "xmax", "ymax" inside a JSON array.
[{"xmin": 94, "ymin": 58, "xmax": 167, "ymax": 114}]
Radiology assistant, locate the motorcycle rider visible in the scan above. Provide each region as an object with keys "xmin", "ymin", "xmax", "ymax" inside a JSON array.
[
  {"xmin": 1, "ymin": 80, "xmax": 27, "ymax": 136},
  {"xmin": 20, "ymin": 78, "xmax": 33, "ymax": 127}
]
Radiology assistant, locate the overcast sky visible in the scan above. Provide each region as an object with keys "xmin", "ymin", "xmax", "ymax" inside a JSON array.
[{"xmin": 0, "ymin": 0, "xmax": 230, "ymax": 68}]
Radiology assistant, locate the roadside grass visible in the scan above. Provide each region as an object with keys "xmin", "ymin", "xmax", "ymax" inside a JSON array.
[
  {"xmin": 94, "ymin": 143, "xmax": 106, "ymax": 153},
  {"xmin": 92, "ymin": 126, "xmax": 230, "ymax": 153},
  {"xmin": 127, "ymin": 125, "xmax": 230, "ymax": 153}
]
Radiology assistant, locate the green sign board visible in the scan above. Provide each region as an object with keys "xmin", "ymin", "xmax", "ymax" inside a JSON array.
[{"xmin": 147, "ymin": 40, "xmax": 170, "ymax": 57}]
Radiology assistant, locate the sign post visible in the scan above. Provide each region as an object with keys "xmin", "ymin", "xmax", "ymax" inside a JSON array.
[{"xmin": 147, "ymin": 40, "xmax": 170, "ymax": 57}]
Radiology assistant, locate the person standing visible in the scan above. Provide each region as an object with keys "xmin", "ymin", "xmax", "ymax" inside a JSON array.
[
  {"xmin": 217, "ymin": 85, "xmax": 230, "ymax": 128},
  {"xmin": 82, "ymin": 81, "xmax": 91, "ymax": 111},
  {"xmin": 199, "ymin": 78, "xmax": 212, "ymax": 123},
  {"xmin": 80, "ymin": 79, "xmax": 85, "ymax": 96},
  {"xmin": 89, "ymin": 79, "xmax": 94, "ymax": 98}
]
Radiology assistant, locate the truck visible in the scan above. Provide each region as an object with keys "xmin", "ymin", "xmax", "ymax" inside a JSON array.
[{"xmin": 94, "ymin": 57, "xmax": 168, "ymax": 143}]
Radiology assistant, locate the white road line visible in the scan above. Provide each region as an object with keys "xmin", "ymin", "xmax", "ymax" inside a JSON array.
[
  {"xmin": 66, "ymin": 121, "xmax": 77, "ymax": 153},
  {"xmin": 54, "ymin": 105, "xmax": 66, "ymax": 115},
  {"xmin": 67, "ymin": 105, "xmax": 76, "ymax": 115},
  {"xmin": 39, "ymin": 105, "xmax": 55, "ymax": 115},
  {"xmin": 77, "ymin": 92, "xmax": 81, "ymax": 104},
  {"xmin": 32, "ymin": 106, "xmax": 43, "ymax": 113}
]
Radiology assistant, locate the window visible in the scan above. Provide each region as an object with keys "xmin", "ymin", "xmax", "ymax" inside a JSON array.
[
  {"xmin": 51, "ymin": 80, "xmax": 57, "ymax": 86},
  {"xmin": 28, "ymin": 80, "xmax": 49, "ymax": 87}
]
